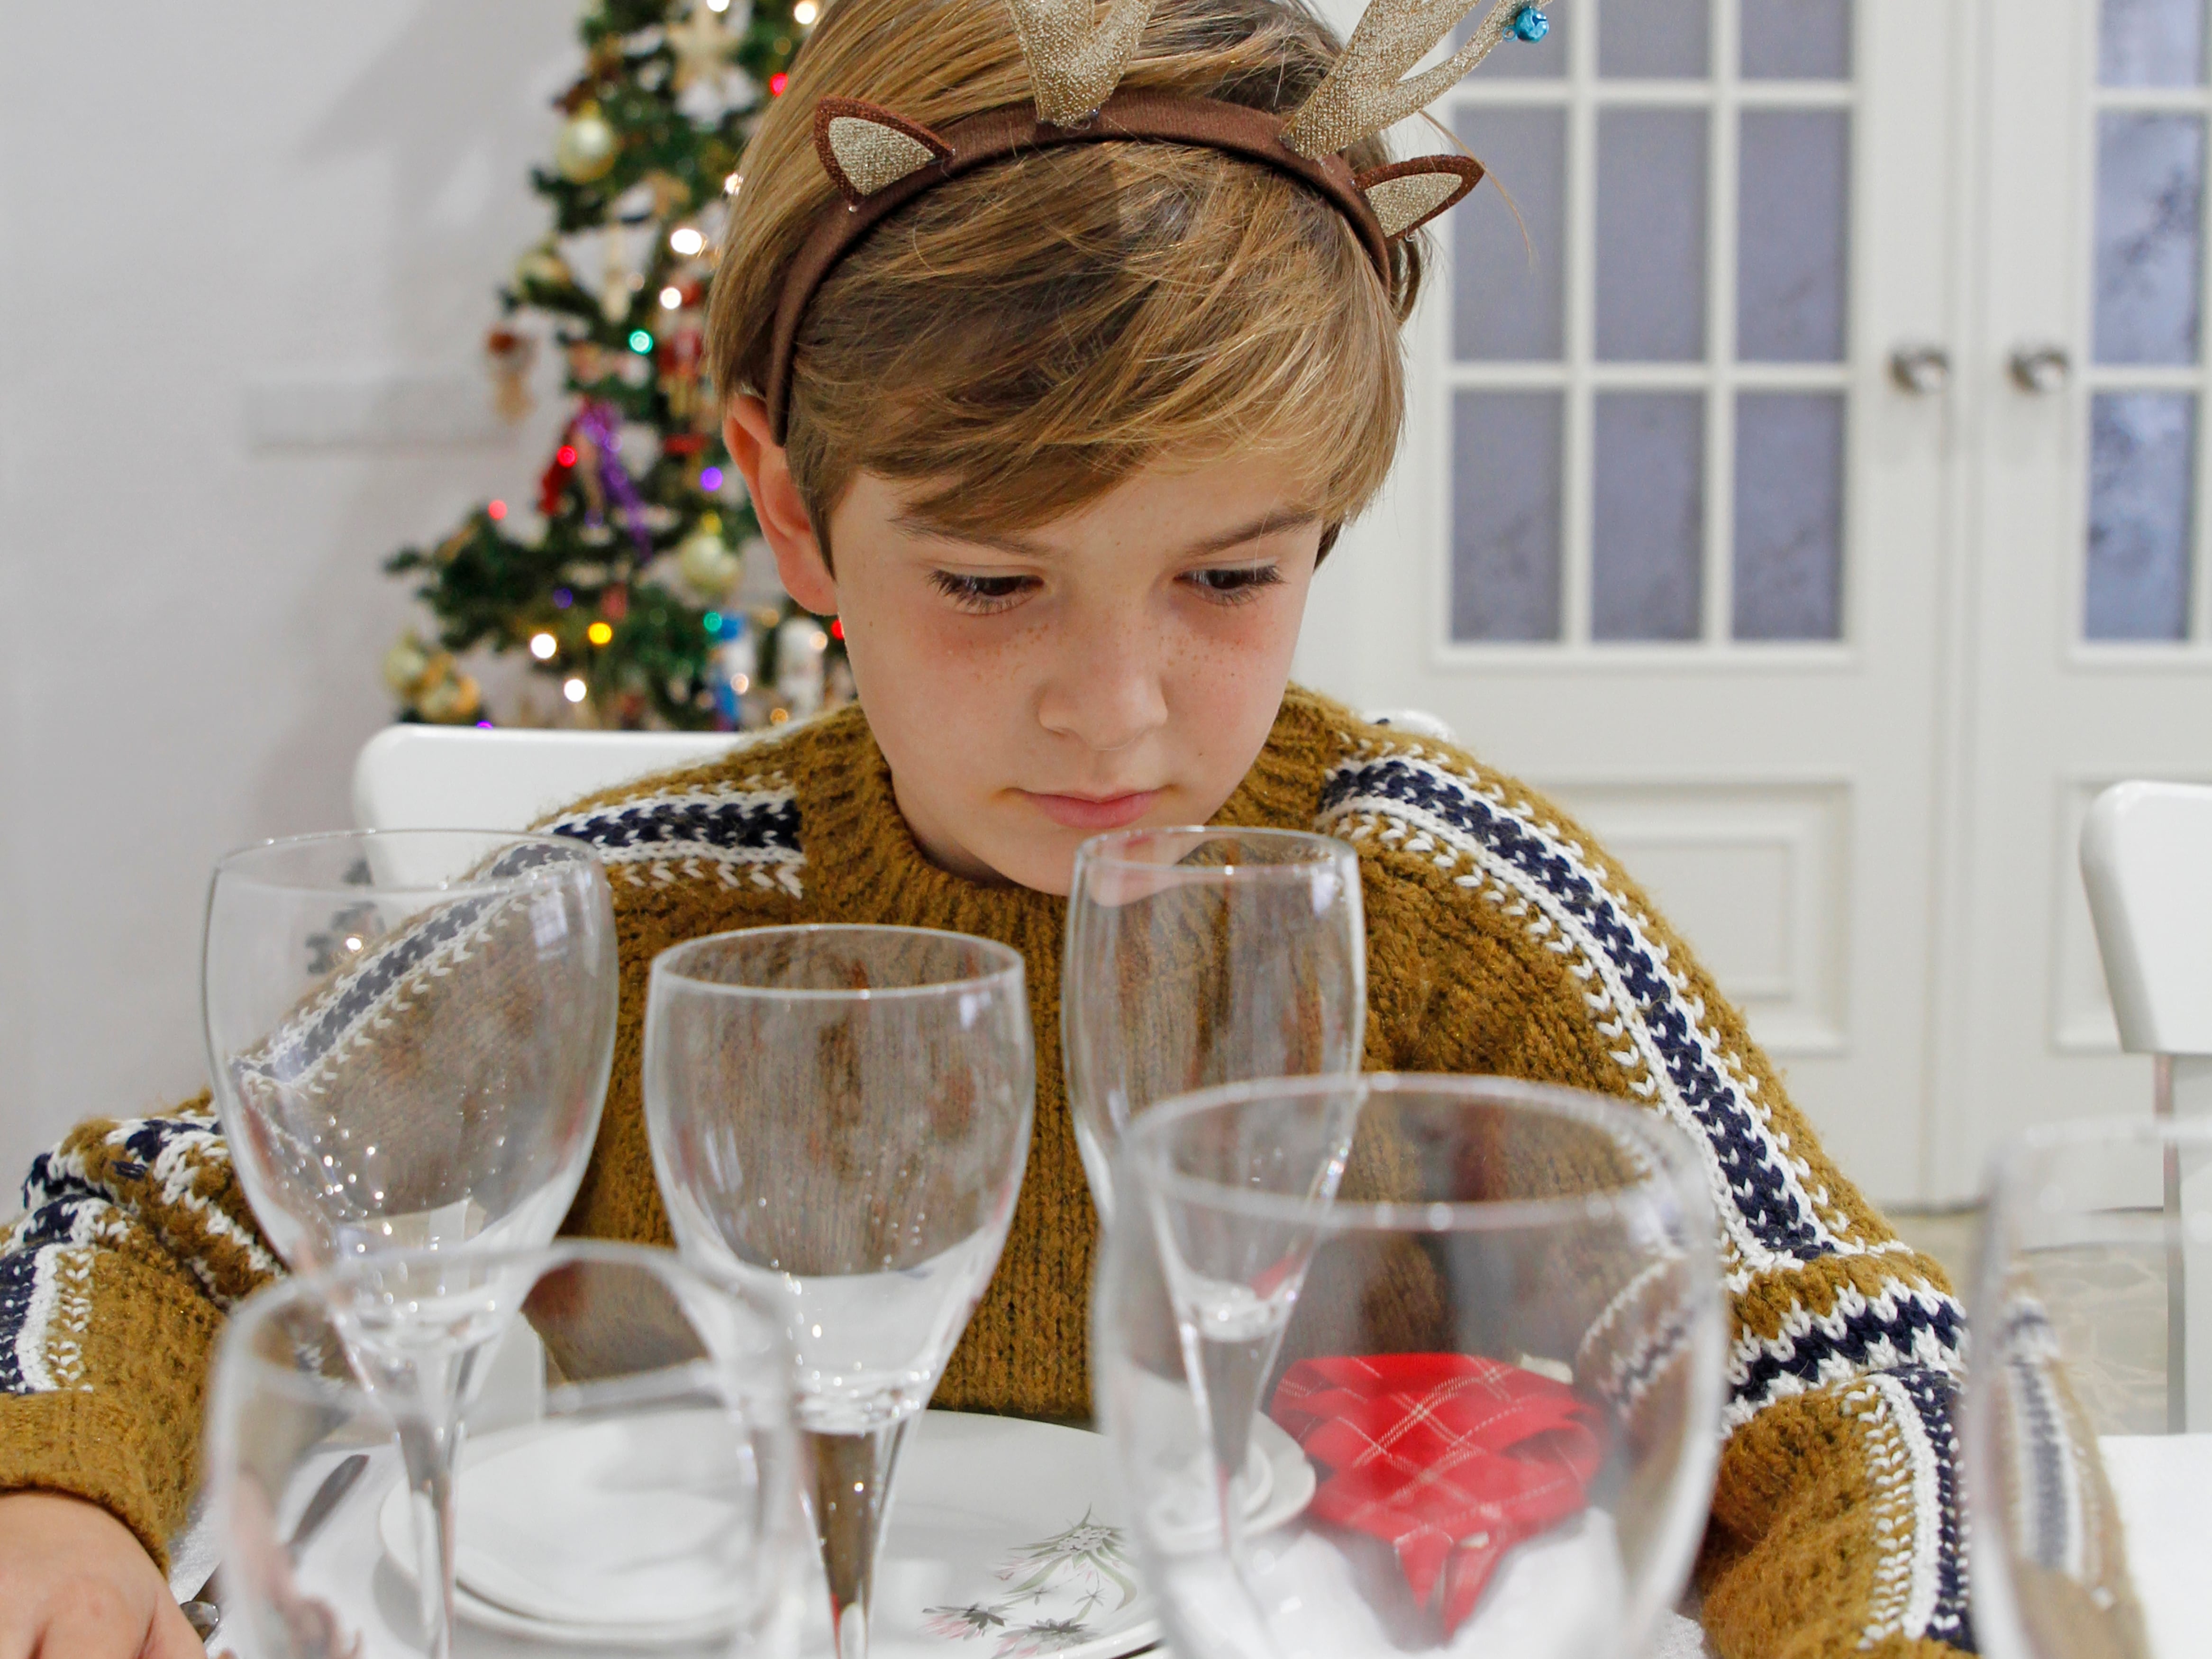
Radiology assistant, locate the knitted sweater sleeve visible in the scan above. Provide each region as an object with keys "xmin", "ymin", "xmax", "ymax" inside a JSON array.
[
  {"xmin": 1316, "ymin": 729, "xmax": 1973, "ymax": 1659},
  {"xmin": 0, "ymin": 1096, "xmax": 279, "ymax": 1568}
]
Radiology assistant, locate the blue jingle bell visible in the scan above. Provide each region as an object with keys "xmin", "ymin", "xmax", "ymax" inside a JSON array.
[{"xmin": 1511, "ymin": 5, "xmax": 1550, "ymax": 42}]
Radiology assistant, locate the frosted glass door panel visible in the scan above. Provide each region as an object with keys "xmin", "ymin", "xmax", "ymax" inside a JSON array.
[
  {"xmin": 1452, "ymin": 392, "xmax": 1565, "ymax": 642},
  {"xmin": 2080, "ymin": 7, "xmax": 2212, "ymax": 644},
  {"xmin": 1734, "ymin": 394, "xmax": 1846, "ymax": 641},
  {"xmin": 2093, "ymin": 114, "xmax": 2205, "ymax": 365},
  {"xmin": 2101, "ymin": 0, "xmax": 2206, "ymax": 88},
  {"xmin": 1593, "ymin": 394, "xmax": 1704, "ymax": 641},
  {"xmin": 1739, "ymin": 111, "xmax": 1850, "ymax": 362},
  {"xmin": 1445, "ymin": 0, "xmax": 1856, "ymax": 649},
  {"xmin": 1599, "ymin": 0, "xmax": 1708, "ymax": 79},
  {"xmin": 1596, "ymin": 109, "xmax": 1709, "ymax": 362},
  {"xmin": 2086, "ymin": 393, "xmax": 2197, "ymax": 639},
  {"xmin": 1453, "ymin": 107, "xmax": 1567, "ymax": 361},
  {"xmin": 1741, "ymin": 0, "xmax": 1850, "ymax": 79}
]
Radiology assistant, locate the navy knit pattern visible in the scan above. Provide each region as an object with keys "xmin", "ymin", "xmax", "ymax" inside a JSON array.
[
  {"xmin": 1732, "ymin": 1285, "xmax": 1967, "ymax": 1416},
  {"xmin": 1320, "ymin": 754, "xmax": 1835, "ymax": 1262},
  {"xmin": 1896, "ymin": 1366, "xmax": 1976, "ymax": 1650},
  {"xmin": 242, "ymin": 893, "xmax": 503, "ymax": 1090},
  {"xmin": 545, "ymin": 793, "xmax": 801, "ymax": 860}
]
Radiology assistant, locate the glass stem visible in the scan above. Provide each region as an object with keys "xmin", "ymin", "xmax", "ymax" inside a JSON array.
[
  {"xmin": 1198, "ymin": 1333, "xmax": 1274, "ymax": 1555},
  {"xmin": 803, "ymin": 1421, "xmax": 911, "ymax": 1659},
  {"xmin": 394, "ymin": 1353, "xmax": 474, "ymax": 1659}
]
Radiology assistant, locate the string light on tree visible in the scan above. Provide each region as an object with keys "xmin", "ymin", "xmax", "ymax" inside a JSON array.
[
  {"xmin": 670, "ymin": 226, "xmax": 706, "ymax": 256},
  {"xmin": 529, "ymin": 632, "xmax": 559, "ymax": 660}
]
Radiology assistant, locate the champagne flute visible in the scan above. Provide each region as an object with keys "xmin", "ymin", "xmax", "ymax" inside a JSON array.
[
  {"xmin": 1094, "ymin": 1074, "xmax": 1726, "ymax": 1659},
  {"xmin": 1064, "ymin": 827, "xmax": 1365, "ymax": 1225},
  {"xmin": 206, "ymin": 1240, "xmax": 801, "ymax": 1658},
  {"xmin": 642, "ymin": 925, "xmax": 1034, "ymax": 1659},
  {"xmin": 1966, "ymin": 1114, "xmax": 2212, "ymax": 1659},
  {"xmin": 203, "ymin": 829, "xmax": 619, "ymax": 1657}
]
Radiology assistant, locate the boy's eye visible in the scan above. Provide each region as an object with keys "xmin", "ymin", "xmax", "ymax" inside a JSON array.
[
  {"xmin": 1184, "ymin": 564, "xmax": 1284, "ymax": 603},
  {"xmin": 929, "ymin": 570, "xmax": 1036, "ymax": 612}
]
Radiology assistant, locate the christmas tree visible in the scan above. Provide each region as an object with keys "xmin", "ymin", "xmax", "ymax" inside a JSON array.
[{"xmin": 382, "ymin": 0, "xmax": 850, "ymax": 731}]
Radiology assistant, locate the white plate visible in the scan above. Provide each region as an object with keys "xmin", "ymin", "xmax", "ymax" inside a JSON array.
[{"xmin": 377, "ymin": 1409, "xmax": 1312, "ymax": 1657}]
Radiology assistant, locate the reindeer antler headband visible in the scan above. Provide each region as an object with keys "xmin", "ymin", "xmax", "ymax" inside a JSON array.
[{"xmin": 764, "ymin": 0, "xmax": 1555, "ymax": 442}]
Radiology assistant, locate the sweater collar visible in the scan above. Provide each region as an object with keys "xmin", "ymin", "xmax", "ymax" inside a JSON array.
[{"xmin": 790, "ymin": 688, "xmax": 1338, "ymax": 940}]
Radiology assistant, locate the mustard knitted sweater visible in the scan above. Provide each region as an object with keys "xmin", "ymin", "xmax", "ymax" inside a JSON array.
[{"xmin": 0, "ymin": 689, "xmax": 1972, "ymax": 1657}]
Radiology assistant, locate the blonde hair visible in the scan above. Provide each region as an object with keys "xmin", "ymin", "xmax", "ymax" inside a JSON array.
[{"xmin": 706, "ymin": 0, "xmax": 1421, "ymax": 540}]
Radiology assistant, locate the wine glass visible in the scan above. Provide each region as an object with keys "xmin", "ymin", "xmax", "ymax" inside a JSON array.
[
  {"xmin": 1965, "ymin": 1114, "xmax": 2212, "ymax": 1659},
  {"xmin": 203, "ymin": 829, "xmax": 620, "ymax": 1656},
  {"xmin": 642, "ymin": 925, "xmax": 1035, "ymax": 1659},
  {"xmin": 1064, "ymin": 828, "xmax": 1364, "ymax": 1224},
  {"xmin": 205, "ymin": 1240, "xmax": 802, "ymax": 1659},
  {"xmin": 1093, "ymin": 1074, "xmax": 1726, "ymax": 1659}
]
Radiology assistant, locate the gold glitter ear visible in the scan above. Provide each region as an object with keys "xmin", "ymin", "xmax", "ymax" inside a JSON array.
[
  {"xmin": 1283, "ymin": 0, "xmax": 1536, "ymax": 160},
  {"xmin": 1000, "ymin": 0, "xmax": 1156, "ymax": 128},
  {"xmin": 1356, "ymin": 155, "xmax": 1485, "ymax": 238},
  {"xmin": 812, "ymin": 97, "xmax": 954, "ymax": 202}
]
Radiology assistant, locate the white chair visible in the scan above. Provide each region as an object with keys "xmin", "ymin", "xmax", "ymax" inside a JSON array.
[
  {"xmin": 352, "ymin": 724, "xmax": 740, "ymax": 832},
  {"xmin": 2081, "ymin": 780, "xmax": 2212, "ymax": 1430},
  {"xmin": 2081, "ymin": 780, "xmax": 2212, "ymax": 1119}
]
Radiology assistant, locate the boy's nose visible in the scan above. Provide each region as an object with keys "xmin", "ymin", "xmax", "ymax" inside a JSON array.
[{"xmin": 1034, "ymin": 631, "xmax": 1169, "ymax": 753}]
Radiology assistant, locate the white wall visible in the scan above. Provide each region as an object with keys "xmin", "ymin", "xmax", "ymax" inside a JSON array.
[{"xmin": 0, "ymin": 4, "xmax": 584, "ymax": 1191}]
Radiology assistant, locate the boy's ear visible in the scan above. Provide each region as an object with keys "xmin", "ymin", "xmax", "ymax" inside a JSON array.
[{"xmin": 722, "ymin": 396, "xmax": 840, "ymax": 614}]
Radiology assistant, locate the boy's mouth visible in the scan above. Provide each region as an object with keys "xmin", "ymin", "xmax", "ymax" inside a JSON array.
[{"xmin": 1019, "ymin": 788, "xmax": 1163, "ymax": 831}]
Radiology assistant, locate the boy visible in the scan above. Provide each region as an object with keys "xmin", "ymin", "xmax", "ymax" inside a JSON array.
[{"xmin": 0, "ymin": 0, "xmax": 1972, "ymax": 1654}]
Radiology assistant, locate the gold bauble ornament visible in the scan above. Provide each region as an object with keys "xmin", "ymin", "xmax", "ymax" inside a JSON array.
[
  {"xmin": 382, "ymin": 635, "xmax": 431, "ymax": 697},
  {"xmin": 555, "ymin": 105, "xmax": 619, "ymax": 183},
  {"xmin": 514, "ymin": 243, "xmax": 573, "ymax": 291},
  {"xmin": 676, "ymin": 517, "xmax": 743, "ymax": 598},
  {"xmin": 418, "ymin": 667, "xmax": 484, "ymax": 725}
]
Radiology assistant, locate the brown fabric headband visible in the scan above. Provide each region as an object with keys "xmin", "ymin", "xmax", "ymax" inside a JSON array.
[{"xmin": 764, "ymin": 91, "xmax": 1481, "ymax": 443}]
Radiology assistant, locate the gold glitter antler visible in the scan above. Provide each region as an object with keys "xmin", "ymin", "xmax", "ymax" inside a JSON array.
[
  {"xmin": 1282, "ymin": 0, "xmax": 1527, "ymax": 158},
  {"xmin": 1002, "ymin": 0, "xmax": 1157, "ymax": 128}
]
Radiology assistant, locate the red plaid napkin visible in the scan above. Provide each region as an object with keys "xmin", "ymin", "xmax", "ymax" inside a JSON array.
[{"xmin": 1269, "ymin": 1354, "xmax": 1603, "ymax": 1633}]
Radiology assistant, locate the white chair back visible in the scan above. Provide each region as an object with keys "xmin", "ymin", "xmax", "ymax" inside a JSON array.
[
  {"xmin": 2082, "ymin": 780, "xmax": 2212, "ymax": 1059},
  {"xmin": 352, "ymin": 724, "xmax": 739, "ymax": 834}
]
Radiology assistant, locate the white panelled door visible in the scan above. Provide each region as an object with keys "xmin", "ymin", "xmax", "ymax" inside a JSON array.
[
  {"xmin": 1297, "ymin": 0, "xmax": 1964, "ymax": 1198},
  {"xmin": 1941, "ymin": 0, "xmax": 2212, "ymax": 1186}
]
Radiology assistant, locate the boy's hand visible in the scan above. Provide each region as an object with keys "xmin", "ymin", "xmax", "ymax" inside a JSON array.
[{"xmin": 0, "ymin": 1490, "xmax": 205, "ymax": 1658}]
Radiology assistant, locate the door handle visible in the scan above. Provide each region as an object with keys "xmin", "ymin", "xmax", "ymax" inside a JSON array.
[
  {"xmin": 1889, "ymin": 344, "xmax": 1951, "ymax": 394},
  {"xmin": 2008, "ymin": 344, "xmax": 2072, "ymax": 394}
]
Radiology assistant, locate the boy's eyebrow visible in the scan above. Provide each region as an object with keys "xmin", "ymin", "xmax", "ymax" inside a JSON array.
[{"xmin": 892, "ymin": 507, "xmax": 1325, "ymax": 557}]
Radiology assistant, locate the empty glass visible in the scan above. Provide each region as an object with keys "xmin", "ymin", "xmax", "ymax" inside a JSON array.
[
  {"xmin": 1966, "ymin": 1115, "xmax": 2212, "ymax": 1659},
  {"xmin": 1064, "ymin": 828, "xmax": 1365, "ymax": 1224},
  {"xmin": 643, "ymin": 925, "xmax": 1035, "ymax": 1659},
  {"xmin": 205, "ymin": 1241, "xmax": 800, "ymax": 1659},
  {"xmin": 1094, "ymin": 1074, "xmax": 1726, "ymax": 1659},
  {"xmin": 203, "ymin": 829, "xmax": 620, "ymax": 1655}
]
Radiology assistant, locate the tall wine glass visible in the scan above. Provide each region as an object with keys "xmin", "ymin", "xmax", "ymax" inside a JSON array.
[
  {"xmin": 1966, "ymin": 1114, "xmax": 2212, "ymax": 1659},
  {"xmin": 206, "ymin": 1241, "xmax": 801, "ymax": 1659},
  {"xmin": 1064, "ymin": 828, "xmax": 1364, "ymax": 1224},
  {"xmin": 203, "ymin": 829, "xmax": 619, "ymax": 1657},
  {"xmin": 642, "ymin": 925, "xmax": 1035, "ymax": 1659},
  {"xmin": 1094, "ymin": 1074, "xmax": 1726, "ymax": 1659}
]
